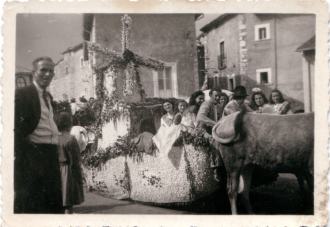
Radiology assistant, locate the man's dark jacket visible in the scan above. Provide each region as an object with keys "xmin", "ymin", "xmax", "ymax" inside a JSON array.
[
  {"xmin": 15, "ymin": 84, "xmax": 57, "ymax": 138},
  {"xmin": 15, "ymin": 84, "xmax": 41, "ymax": 139},
  {"xmin": 14, "ymin": 84, "xmax": 59, "ymax": 213}
]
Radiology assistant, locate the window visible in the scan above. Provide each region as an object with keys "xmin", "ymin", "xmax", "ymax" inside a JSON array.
[
  {"xmin": 260, "ymin": 72, "xmax": 269, "ymax": 84},
  {"xmin": 80, "ymin": 57, "xmax": 84, "ymax": 67},
  {"xmin": 227, "ymin": 73, "xmax": 236, "ymax": 91},
  {"xmin": 255, "ymin": 24, "xmax": 270, "ymax": 41},
  {"xmin": 65, "ymin": 67, "xmax": 69, "ymax": 74},
  {"xmin": 256, "ymin": 68, "xmax": 272, "ymax": 84},
  {"xmin": 158, "ymin": 66, "xmax": 172, "ymax": 97},
  {"xmin": 16, "ymin": 77, "xmax": 26, "ymax": 88},
  {"xmin": 218, "ymin": 41, "xmax": 226, "ymax": 69},
  {"xmin": 258, "ymin": 27, "xmax": 267, "ymax": 40},
  {"xmin": 228, "ymin": 78, "xmax": 235, "ymax": 90},
  {"xmin": 153, "ymin": 63, "xmax": 177, "ymax": 98}
]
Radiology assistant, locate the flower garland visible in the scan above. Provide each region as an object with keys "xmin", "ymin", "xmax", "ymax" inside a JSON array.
[
  {"xmin": 82, "ymin": 134, "xmax": 156, "ymax": 168},
  {"xmin": 95, "ymin": 68, "xmax": 106, "ymax": 100},
  {"xmin": 85, "ymin": 38, "xmax": 168, "ymax": 168},
  {"xmin": 87, "ymin": 41, "xmax": 164, "ymax": 106},
  {"xmin": 93, "ymin": 66, "xmax": 130, "ymax": 138},
  {"xmin": 87, "ymin": 42, "xmax": 164, "ymax": 71},
  {"xmin": 174, "ymin": 127, "xmax": 211, "ymax": 149},
  {"xmin": 102, "ymin": 98, "xmax": 130, "ymax": 126},
  {"xmin": 123, "ymin": 62, "xmax": 136, "ymax": 96}
]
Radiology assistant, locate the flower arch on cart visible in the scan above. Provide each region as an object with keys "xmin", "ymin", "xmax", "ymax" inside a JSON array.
[{"xmin": 83, "ymin": 14, "xmax": 166, "ymax": 168}]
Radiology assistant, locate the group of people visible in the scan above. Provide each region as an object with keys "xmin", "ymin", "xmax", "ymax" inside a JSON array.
[
  {"xmin": 70, "ymin": 96, "xmax": 96, "ymax": 116},
  {"xmin": 14, "ymin": 57, "xmax": 84, "ymax": 214},
  {"xmin": 150, "ymin": 85, "xmax": 293, "ymax": 181},
  {"xmin": 14, "ymin": 56, "xmax": 293, "ymax": 214},
  {"xmin": 54, "ymin": 95, "xmax": 96, "ymax": 127},
  {"xmin": 154, "ymin": 86, "xmax": 291, "ymax": 137}
]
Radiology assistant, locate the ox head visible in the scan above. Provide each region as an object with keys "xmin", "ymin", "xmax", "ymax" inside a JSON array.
[{"xmin": 212, "ymin": 110, "xmax": 246, "ymax": 145}]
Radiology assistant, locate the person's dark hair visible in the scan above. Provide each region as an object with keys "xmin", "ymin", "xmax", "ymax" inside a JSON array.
[
  {"xmin": 163, "ymin": 100, "xmax": 174, "ymax": 106},
  {"xmin": 80, "ymin": 96, "xmax": 88, "ymax": 103},
  {"xmin": 250, "ymin": 91, "xmax": 268, "ymax": 110},
  {"xmin": 70, "ymin": 98, "xmax": 76, "ymax": 103},
  {"xmin": 269, "ymin": 89, "xmax": 285, "ymax": 104},
  {"xmin": 162, "ymin": 100, "xmax": 175, "ymax": 114},
  {"xmin": 188, "ymin": 90, "xmax": 205, "ymax": 106},
  {"xmin": 209, "ymin": 89, "xmax": 221, "ymax": 97},
  {"xmin": 32, "ymin": 56, "xmax": 54, "ymax": 71},
  {"xmin": 219, "ymin": 92, "xmax": 229, "ymax": 105},
  {"xmin": 56, "ymin": 112, "xmax": 72, "ymax": 132},
  {"xmin": 188, "ymin": 90, "xmax": 205, "ymax": 114},
  {"xmin": 232, "ymin": 86, "xmax": 248, "ymax": 99}
]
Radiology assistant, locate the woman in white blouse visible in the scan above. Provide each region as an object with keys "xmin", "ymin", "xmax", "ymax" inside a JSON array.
[
  {"xmin": 152, "ymin": 101, "xmax": 181, "ymax": 156},
  {"xmin": 269, "ymin": 89, "xmax": 292, "ymax": 114}
]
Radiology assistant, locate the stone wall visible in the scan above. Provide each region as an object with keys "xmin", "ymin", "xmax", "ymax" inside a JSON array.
[{"xmin": 204, "ymin": 15, "xmax": 241, "ymax": 82}]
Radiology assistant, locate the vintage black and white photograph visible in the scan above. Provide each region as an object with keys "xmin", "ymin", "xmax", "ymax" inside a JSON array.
[
  {"xmin": 13, "ymin": 12, "xmax": 316, "ymax": 214},
  {"xmin": 3, "ymin": 0, "xmax": 329, "ymax": 226}
]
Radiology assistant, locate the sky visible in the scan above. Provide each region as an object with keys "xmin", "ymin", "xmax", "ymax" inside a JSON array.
[{"xmin": 16, "ymin": 14, "xmax": 83, "ymax": 72}]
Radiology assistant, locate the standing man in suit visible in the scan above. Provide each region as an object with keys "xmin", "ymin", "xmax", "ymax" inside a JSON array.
[{"xmin": 14, "ymin": 57, "xmax": 63, "ymax": 213}]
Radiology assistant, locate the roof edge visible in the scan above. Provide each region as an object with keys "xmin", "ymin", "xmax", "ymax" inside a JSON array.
[
  {"xmin": 200, "ymin": 14, "xmax": 236, "ymax": 33},
  {"xmin": 61, "ymin": 42, "xmax": 84, "ymax": 54},
  {"xmin": 296, "ymin": 36, "xmax": 315, "ymax": 52}
]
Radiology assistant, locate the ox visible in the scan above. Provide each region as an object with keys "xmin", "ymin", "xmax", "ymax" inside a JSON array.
[{"xmin": 215, "ymin": 112, "xmax": 314, "ymax": 214}]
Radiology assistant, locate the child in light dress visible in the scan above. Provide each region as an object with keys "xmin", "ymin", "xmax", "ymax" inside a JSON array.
[{"xmin": 56, "ymin": 112, "xmax": 84, "ymax": 214}]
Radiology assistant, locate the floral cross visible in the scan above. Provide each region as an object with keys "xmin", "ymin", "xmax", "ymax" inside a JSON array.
[{"xmin": 121, "ymin": 14, "xmax": 132, "ymax": 52}]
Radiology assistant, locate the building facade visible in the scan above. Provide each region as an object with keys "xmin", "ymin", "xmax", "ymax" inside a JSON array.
[
  {"xmin": 296, "ymin": 36, "xmax": 315, "ymax": 113},
  {"xmin": 199, "ymin": 14, "xmax": 315, "ymax": 111},
  {"xmin": 50, "ymin": 43, "xmax": 94, "ymax": 101},
  {"xmin": 83, "ymin": 14, "xmax": 199, "ymax": 99}
]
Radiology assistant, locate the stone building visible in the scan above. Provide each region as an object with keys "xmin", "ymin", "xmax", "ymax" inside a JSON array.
[
  {"xmin": 199, "ymin": 14, "xmax": 315, "ymax": 111},
  {"xmin": 49, "ymin": 43, "xmax": 94, "ymax": 101},
  {"xmin": 83, "ymin": 14, "xmax": 199, "ymax": 99}
]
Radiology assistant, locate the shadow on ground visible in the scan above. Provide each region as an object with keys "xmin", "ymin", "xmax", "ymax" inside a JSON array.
[
  {"xmin": 139, "ymin": 174, "xmax": 313, "ymax": 215},
  {"xmin": 74, "ymin": 204, "xmax": 131, "ymax": 214},
  {"xmin": 75, "ymin": 174, "xmax": 313, "ymax": 214}
]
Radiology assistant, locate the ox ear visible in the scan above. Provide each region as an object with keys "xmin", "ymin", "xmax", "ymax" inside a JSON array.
[{"xmin": 212, "ymin": 111, "xmax": 242, "ymax": 144}]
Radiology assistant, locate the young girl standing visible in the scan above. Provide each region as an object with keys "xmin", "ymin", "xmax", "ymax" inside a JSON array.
[{"xmin": 56, "ymin": 112, "xmax": 84, "ymax": 214}]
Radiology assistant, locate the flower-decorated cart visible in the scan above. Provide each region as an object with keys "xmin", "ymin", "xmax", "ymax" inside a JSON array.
[
  {"xmin": 82, "ymin": 98, "xmax": 220, "ymax": 204},
  {"xmin": 81, "ymin": 15, "xmax": 220, "ymax": 205}
]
